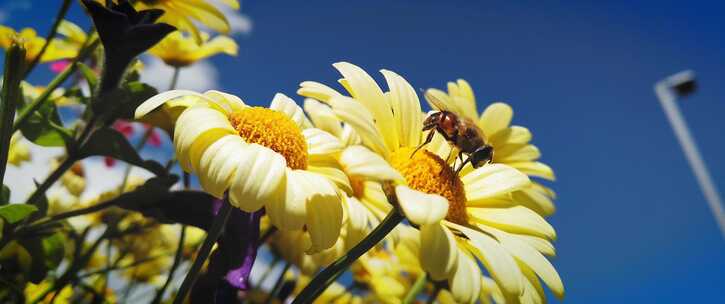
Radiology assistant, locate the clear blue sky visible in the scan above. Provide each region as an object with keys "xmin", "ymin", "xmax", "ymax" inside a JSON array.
[{"xmin": 6, "ymin": 0, "xmax": 725, "ymax": 302}]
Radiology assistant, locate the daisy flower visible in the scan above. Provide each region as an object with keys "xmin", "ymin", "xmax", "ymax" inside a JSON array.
[
  {"xmin": 135, "ymin": 90, "xmax": 346, "ymax": 253},
  {"xmin": 299, "ymin": 62, "xmax": 563, "ymax": 303},
  {"xmin": 148, "ymin": 30, "xmax": 238, "ymax": 67},
  {"xmin": 134, "ymin": 0, "xmax": 240, "ymax": 44},
  {"xmin": 0, "ymin": 25, "xmax": 78, "ymax": 63}
]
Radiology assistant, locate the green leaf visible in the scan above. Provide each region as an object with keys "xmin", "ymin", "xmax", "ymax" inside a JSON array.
[
  {"xmin": 18, "ymin": 100, "xmax": 74, "ymax": 147},
  {"xmin": 79, "ymin": 127, "xmax": 166, "ymax": 176},
  {"xmin": 41, "ymin": 232, "xmax": 65, "ymax": 269},
  {"xmin": 96, "ymin": 81, "xmax": 157, "ymax": 122},
  {"xmin": 0, "ymin": 204, "xmax": 38, "ymax": 224},
  {"xmin": 1, "ymin": 184, "xmax": 9, "ymax": 205},
  {"xmin": 78, "ymin": 62, "xmax": 98, "ymax": 91}
]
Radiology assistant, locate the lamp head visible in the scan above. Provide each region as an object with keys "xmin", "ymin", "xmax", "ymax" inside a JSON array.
[{"xmin": 663, "ymin": 70, "xmax": 697, "ymax": 97}]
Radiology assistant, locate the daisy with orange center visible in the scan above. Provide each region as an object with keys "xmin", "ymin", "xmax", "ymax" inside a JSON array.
[
  {"xmin": 299, "ymin": 62, "xmax": 563, "ymax": 304},
  {"xmin": 135, "ymin": 90, "xmax": 348, "ymax": 254}
]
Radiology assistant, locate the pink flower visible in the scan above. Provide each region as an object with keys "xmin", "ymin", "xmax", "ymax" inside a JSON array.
[
  {"xmin": 49, "ymin": 60, "xmax": 71, "ymax": 73},
  {"xmin": 144, "ymin": 124, "xmax": 162, "ymax": 147},
  {"xmin": 105, "ymin": 121, "xmax": 135, "ymax": 168}
]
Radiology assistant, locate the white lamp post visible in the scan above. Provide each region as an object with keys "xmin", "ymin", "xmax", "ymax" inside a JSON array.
[{"xmin": 654, "ymin": 70, "xmax": 725, "ymax": 238}]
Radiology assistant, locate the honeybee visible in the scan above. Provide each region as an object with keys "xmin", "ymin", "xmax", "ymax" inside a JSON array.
[{"xmin": 411, "ymin": 91, "xmax": 494, "ymax": 175}]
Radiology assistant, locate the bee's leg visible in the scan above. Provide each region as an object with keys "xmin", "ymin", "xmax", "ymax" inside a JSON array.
[
  {"xmin": 411, "ymin": 130, "xmax": 435, "ymax": 158},
  {"xmin": 445, "ymin": 147, "xmax": 455, "ymax": 163},
  {"xmin": 455, "ymin": 155, "xmax": 472, "ymax": 176}
]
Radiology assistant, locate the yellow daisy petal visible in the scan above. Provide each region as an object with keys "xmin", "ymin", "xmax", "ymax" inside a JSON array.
[
  {"xmin": 228, "ymin": 143, "xmax": 287, "ymax": 212},
  {"xmin": 267, "ymin": 169, "xmax": 307, "ymax": 230},
  {"xmin": 332, "ymin": 62, "xmax": 399, "ymax": 150},
  {"xmin": 340, "ymin": 146, "xmax": 403, "ymax": 182},
  {"xmin": 173, "ymin": 106, "xmax": 236, "ymax": 172},
  {"xmin": 420, "ymin": 223, "xmax": 458, "ymax": 281},
  {"xmin": 270, "ymin": 93, "xmax": 309, "ymax": 128},
  {"xmin": 304, "ymin": 128, "xmax": 343, "ymax": 157},
  {"xmin": 395, "ymin": 185, "xmax": 449, "ymax": 226},
  {"xmin": 462, "ymin": 164, "xmax": 530, "ymax": 203},
  {"xmin": 198, "ymin": 135, "xmax": 246, "ymax": 198},
  {"xmin": 328, "ymin": 96, "xmax": 390, "ymax": 157},
  {"xmin": 135, "ymin": 89, "xmax": 210, "ymax": 119},
  {"xmin": 304, "ymin": 173, "xmax": 343, "ymax": 253},
  {"xmin": 479, "ymin": 102, "xmax": 513, "ymax": 138},
  {"xmin": 508, "ymin": 161, "xmax": 556, "ymax": 181},
  {"xmin": 449, "ymin": 250, "xmax": 482, "ymax": 304},
  {"xmin": 469, "ymin": 206, "xmax": 556, "ymax": 240},
  {"xmin": 298, "ymin": 81, "xmax": 343, "ymax": 103},
  {"xmin": 381, "ymin": 69, "xmax": 422, "ymax": 148},
  {"xmin": 304, "ymin": 98, "xmax": 344, "ymax": 137}
]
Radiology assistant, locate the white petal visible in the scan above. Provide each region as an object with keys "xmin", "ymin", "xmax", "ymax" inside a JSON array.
[
  {"xmin": 512, "ymin": 187, "xmax": 556, "ymax": 217},
  {"xmin": 395, "ymin": 185, "xmax": 448, "ymax": 226},
  {"xmin": 469, "ymin": 206, "xmax": 556, "ymax": 240},
  {"xmin": 270, "ymin": 93, "xmax": 307, "ymax": 128},
  {"xmin": 298, "ymin": 81, "xmax": 343, "ymax": 102},
  {"xmin": 304, "ymin": 172, "xmax": 343, "ymax": 253},
  {"xmin": 173, "ymin": 105, "xmax": 236, "ymax": 172},
  {"xmin": 509, "ymin": 161, "xmax": 556, "ymax": 181},
  {"xmin": 498, "ymin": 145, "xmax": 541, "ymax": 163},
  {"xmin": 304, "ymin": 98, "xmax": 344, "ymax": 137},
  {"xmin": 228, "ymin": 144, "xmax": 287, "ymax": 212},
  {"xmin": 343, "ymin": 195, "xmax": 369, "ymax": 250},
  {"xmin": 333, "ymin": 62, "xmax": 399, "ymax": 150},
  {"xmin": 339, "ymin": 146, "xmax": 403, "ymax": 182},
  {"xmin": 489, "ymin": 125, "xmax": 532, "ymax": 148},
  {"xmin": 449, "ymin": 251, "xmax": 482, "ymax": 304},
  {"xmin": 453, "ymin": 224, "xmax": 523, "ymax": 298},
  {"xmin": 462, "ymin": 164, "xmax": 530, "ymax": 203},
  {"xmin": 381, "ymin": 69, "xmax": 422, "ymax": 148},
  {"xmin": 203, "ymin": 90, "xmax": 246, "ymax": 113},
  {"xmin": 489, "ymin": 229, "xmax": 564, "ymax": 299},
  {"xmin": 306, "ymin": 165, "xmax": 352, "ymax": 195},
  {"xmin": 135, "ymin": 89, "xmax": 209, "ymax": 119},
  {"xmin": 516, "ymin": 234, "xmax": 556, "ymax": 256},
  {"xmin": 420, "ymin": 222, "xmax": 458, "ymax": 281},
  {"xmin": 328, "ymin": 96, "xmax": 390, "ymax": 157},
  {"xmin": 479, "ymin": 103, "xmax": 513, "ymax": 138},
  {"xmin": 340, "ymin": 124, "xmax": 362, "ymax": 146},
  {"xmin": 266, "ymin": 169, "xmax": 306, "ymax": 230},
  {"xmin": 304, "ymin": 128, "xmax": 343, "ymax": 157},
  {"xmin": 198, "ymin": 135, "xmax": 246, "ymax": 198}
]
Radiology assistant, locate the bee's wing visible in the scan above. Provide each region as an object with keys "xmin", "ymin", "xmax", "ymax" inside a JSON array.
[{"xmin": 424, "ymin": 89, "xmax": 458, "ymax": 113}]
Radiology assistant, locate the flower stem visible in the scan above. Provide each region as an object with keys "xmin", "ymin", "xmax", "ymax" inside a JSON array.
[
  {"xmin": 402, "ymin": 273, "xmax": 428, "ymax": 304},
  {"xmin": 0, "ymin": 43, "xmax": 26, "ymax": 186},
  {"xmin": 151, "ymin": 225, "xmax": 187, "ymax": 304},
  {"xmin": 292, "ymin": 209, "xmax": 405, "ymax": 304},
  {"xmin": 26, "ymin": 156, "xmax": 75, "ymax": 205},
  {"xmin": 23, "ymin": 0, "xmax": 72, "ymax": 78},
  {"xmin": 173, "ymin": 199, "xmax": 233, "ymax": 304}
]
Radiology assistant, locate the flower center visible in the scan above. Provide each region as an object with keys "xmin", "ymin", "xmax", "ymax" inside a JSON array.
[
  {"xmin": 389, "ymin": 147, "xmax": 468, "ymax": 225},
  {"xmin": 229, "ymin": 107, "xmax": 308, "ymax": 170}
]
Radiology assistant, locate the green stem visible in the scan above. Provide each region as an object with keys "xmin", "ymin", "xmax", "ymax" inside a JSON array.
[
  {"xmin": 24, "ymin": 198, "xmax": 119, "ymax": 234},
  {"xmin": 402, "ymin": 273, "xmax": 428, "ymax": 304},
  {"xmin": 169, "ymin": 67, "xmax": 180, "ymax": 90},
  {"xmin": 151, "ymin": 225, "xmax": 187, "ymax": 304},
  {"xmin": 172, "ymin": 199, "xmax": 233, "ymax": 304},
  {"xmin": 292, "ymin": 209, "xmax": 405, "ymax": 304},
  {"xmin": 264, "ymin": 262, "xmax": 291, "ymax": 304},
  {"xmin": 23, "ymin": 0, "xmax": 72, "ymax": 78},
  {"xmin": 118, "ymin": 127, "xmax": 154, "ymax": 191},
  {"xmin": 26, "ymin": 156, "xmax": 75, "ymax": 205},
  {"xmin": 0, "ymin": 44, "xmax": 26, "ymax": 186}
]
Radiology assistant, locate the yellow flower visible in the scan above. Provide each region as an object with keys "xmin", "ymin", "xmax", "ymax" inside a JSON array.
[
  {"xmin": 22, "ymin": 81, "xmax": 78, "ymax": 106},
  {"xmin": 426, "ymin": 79, "xmax": 557, "ymax": 216},
  {"xmin": 299, "ymin": 63, "xmax": 563, "ymax": 304},
  {"xmin": 149, "ymin": 30, "xmax": 238, "ymax": 67},
  {"xmin": 136, "ymin": 90, "xmax": 347, "ymax": 253},
  {"xmin": 0, "ymin": 25, "xmax": 78, "ymax": 63},
  {"xmin": 134, "ymin": 0, "xmax": 241, "ymax": 44},
  {"xmin": 7, "ymin": 132, "xmax": 31, "ymax": 166},
  {"xmin": 59, "ymin": 161, "xmax": 86, "ymax": 197}
]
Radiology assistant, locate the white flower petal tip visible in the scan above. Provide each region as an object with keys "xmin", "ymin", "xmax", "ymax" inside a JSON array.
[
  {"xmin": 198, "ymin": 135, "xmax": 246, "ymax": 198},
  {"xmin": 395, "ymin": 186, "xmax": 448, "ymax": 226},
  {"xmin": 449, "ymin": 251, "xmax": 482, "ymax": 304},
  {"xmin": 340, "ymin": 146, "xmax": 403, "ymax": 182},
  {"xmin": 135, "ymin": 89, "xmax": 208, "ymax": 119},
  {"xmin": 420, "ymin": 223, "xmax": 458, "ymax": 281},
  {"xmin": 462, "ymin": 164, "xmax": 531, "ymax": 201},
  {"xmin": 304, "ymin": 129, "xmax": 343, "ymax": 156},
  {"xmin": 228, "ymin": 144, "xmax": 287, "ymax": 212},
  {"xmin": 480, "ymin": 102, "xmax": 514, "ymax": 137},
  {"xmin": 270, "ymin": 93, "xmax": 307, "ymax": 128}
]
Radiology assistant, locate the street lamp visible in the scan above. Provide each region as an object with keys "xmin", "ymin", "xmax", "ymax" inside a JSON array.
[{"xmin": 654, "ymin": 70, "xmax": 725, "ymax": 239}]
